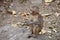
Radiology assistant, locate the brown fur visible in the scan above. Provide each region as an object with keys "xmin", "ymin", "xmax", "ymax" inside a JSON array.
[
  {"xmin": 24, "ymin": 6, "xmax": 44, "ymax": 37},
  {"xmin": 29, "ymin": 11, "xmax": 43, "ymax": 37}
]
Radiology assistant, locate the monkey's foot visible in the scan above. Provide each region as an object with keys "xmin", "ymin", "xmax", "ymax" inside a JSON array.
[{"xmin": 27, "ymin": 35, "xmax": 32, "ymax": 38}]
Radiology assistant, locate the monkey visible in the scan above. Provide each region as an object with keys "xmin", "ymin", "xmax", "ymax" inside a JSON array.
[{"xmin": 24, "ymin": 6, "xmax": 44, "ymax": 38}]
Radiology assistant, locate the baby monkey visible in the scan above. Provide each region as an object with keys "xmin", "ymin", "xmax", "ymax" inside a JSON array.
[{"xmin": 25, "ymin": 6, "xmax": 43, "ymax": 38}]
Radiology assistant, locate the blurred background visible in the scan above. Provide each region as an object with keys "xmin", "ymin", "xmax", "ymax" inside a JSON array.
[{"xmin": 0, "ymin": 0, "xmax": 60, "ymax": 40}]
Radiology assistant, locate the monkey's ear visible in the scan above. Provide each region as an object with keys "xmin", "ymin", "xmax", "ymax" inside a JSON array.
[{"xmin": 30, "ymin": 9, "xmax": 33, "ymax": 11}]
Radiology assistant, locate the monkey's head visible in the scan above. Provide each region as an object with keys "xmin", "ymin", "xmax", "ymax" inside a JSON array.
[{"xmin": 30, "ymin": 6, "xmax": 39, "ymax": 15}]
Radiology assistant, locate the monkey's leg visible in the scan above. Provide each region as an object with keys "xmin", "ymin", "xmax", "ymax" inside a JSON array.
[
  {"xmin": 27, "ymin": 25, "xmax": 33, "ymax": 38},
  {"xmin": 29, "ymin": 25, "xmax": 33, "ymax": 34},
  {"xmin": 32, "ymin": 27, "xmax": 41, "ymax": 37}
]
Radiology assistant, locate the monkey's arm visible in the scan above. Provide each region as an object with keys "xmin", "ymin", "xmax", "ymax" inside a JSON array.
[{"xmin": 38, "ymin": 14, "xmax": 44, "ymax": 28}]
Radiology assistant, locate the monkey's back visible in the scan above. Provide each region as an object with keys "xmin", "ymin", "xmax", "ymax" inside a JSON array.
[
  {"xmin": 29, "ymin": 14, "xmax": 43, "ymax": 37},
  {"xmin": 30, "ymin": 14, "xmax": 43, "ymax": 28}
]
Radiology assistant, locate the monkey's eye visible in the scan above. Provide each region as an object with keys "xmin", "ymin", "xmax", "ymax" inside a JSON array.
[{"xmin": 27, "ymin": 14, "xmax": 29, "ymax": 15}]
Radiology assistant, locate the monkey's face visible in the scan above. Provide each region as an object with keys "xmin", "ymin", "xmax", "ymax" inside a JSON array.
[
  {"xmin": 30, "ymin": 7, "xmax": 39, "ymax": 16},
  {"xmin": 30, "ymin": 11, "xmax": 39, "ymax": 15}
]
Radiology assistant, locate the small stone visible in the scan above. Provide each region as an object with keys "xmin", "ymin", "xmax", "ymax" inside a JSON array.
[
  {"xmin": 55, "ymin": 12, "xmax": 60, "ymax": 17},
  {"xmin": 45, "ymin": 0, "xmax": 53, "ymax": 5},
  {"xmin": 41, "ymin": 29, "xmax": 46, "ymax": 34},
  {"xmin": 26, "ymin": 27, "xmax": 30, "ymax": 29},
  {"xmin": 48, "ymin": 36, "xmax": 52, "ymax": 38},
  {"xmin": 45, "ymin": 2, "xmax": 50, "ymax": 5},
  {"xmin": 11, "ymin": 24, "xmax": 18, "ymax": 27},
  {"xmin": 12, "ymin": 10, "xmax": 16, "ymax": 15},
  {"xmin": 52, "ymin": 28, "xmax": 57, "ymax": 32},
  {"xmin": 18, "ymin": 12, "xmax": 21, "ymax": 15},
  {"xmin": 9, "ymin": 3, "xmax": 14, "ymax": 8},
  {"xmin": 14, "ymin": 15, "xmax": 17, "ymax": 17},
  {"xmin": 17, "ymin": 22, "xmax": 21, "ymax": 25},
  {"xmin": 45, "ymin": 0, "xmax": 53, "ymax": 3},
  {"xmin": 7, "ymin": 9, "xmax": 16, "ymax": 15},
  {"xmin": 47, "ymin": 31, "xmax": 51, "ymax": 33},
  {"xmin": 42, "ymin": 13, "xmax": 51, "ymax": 17}
]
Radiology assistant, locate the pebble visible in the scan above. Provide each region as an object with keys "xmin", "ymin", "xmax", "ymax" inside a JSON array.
[{"xmin": 45, "ymin": 0, "xmax": 53, "ymax": 3}]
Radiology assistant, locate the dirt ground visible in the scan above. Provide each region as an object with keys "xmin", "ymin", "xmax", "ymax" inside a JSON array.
[{"xmin": 0, "ymin": 0, "xmax": 60, "ymax": 40}]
